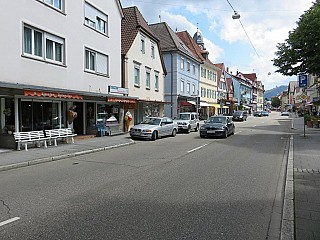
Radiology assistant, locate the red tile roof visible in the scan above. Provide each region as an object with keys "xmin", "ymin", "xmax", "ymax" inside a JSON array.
[{"xmin": 121, "ymin": 6, "xmax": 158, "ymax": 55}]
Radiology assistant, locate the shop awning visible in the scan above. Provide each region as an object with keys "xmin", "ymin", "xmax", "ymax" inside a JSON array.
[
  {"xmin": 200, "ymin": 102, "xmax": 210, "ymax": 107},
  {"xmin": 187, "ymin": 101, "xmax": 196, "ymax": 105},
  {"xmin": 211, "ymin": 104, "xmax": 220, "ymax": 108}
]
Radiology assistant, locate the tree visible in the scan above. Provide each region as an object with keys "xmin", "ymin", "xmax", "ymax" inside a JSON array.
[
  {"xmin": 273, "ymin": 1, "xmax": 320, "ymax": 76},
  {"xmin": 271, "ymin": 97, "xmax": 280, "ymax": 108}
]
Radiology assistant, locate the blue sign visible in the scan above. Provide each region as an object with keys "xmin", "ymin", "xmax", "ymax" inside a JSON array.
[{"xmin": 298, "ymin": 74, "xmax": 308, "ymax": 88}]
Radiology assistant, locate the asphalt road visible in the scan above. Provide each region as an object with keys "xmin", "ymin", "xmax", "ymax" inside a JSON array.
[{"xmin": 0, "ymin": 112, "xmax": 292, "ymax": 240}]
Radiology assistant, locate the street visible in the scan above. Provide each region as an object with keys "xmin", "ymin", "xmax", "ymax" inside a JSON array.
[{"xmin": 0, "ymin": 113, "xmax": 292, "ymax": 239}]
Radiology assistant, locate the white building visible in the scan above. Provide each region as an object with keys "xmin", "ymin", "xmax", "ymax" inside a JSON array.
[
  {"xmin": 121, "ymin": 6, "xmax": 166, "ymax": 125},
  {"xmin": 0, "ymin": 0, "xmax": 131, "ymax": 148}
]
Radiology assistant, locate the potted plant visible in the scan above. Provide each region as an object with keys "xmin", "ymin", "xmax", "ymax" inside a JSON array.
[{"xmin": 304, "ymin": 114, "xmax": 313, "ymax": 127}]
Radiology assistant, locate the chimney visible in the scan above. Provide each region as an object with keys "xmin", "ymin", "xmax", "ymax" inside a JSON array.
[{"xmin": 226, "ymin": 67, "xmax": 229, "ymax": 73}]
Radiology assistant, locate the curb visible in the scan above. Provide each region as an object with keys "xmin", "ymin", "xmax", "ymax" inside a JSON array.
[
  {"xmin": 280, "ymin": 135, "xmax": 295, "ymax": 240},
  {"xmin": 0, "ymin": 140, "xmax": 135, "ymax": 172}
]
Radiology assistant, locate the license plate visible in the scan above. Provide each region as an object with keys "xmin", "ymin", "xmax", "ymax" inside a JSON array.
[{"xmin": 207, "ymin": 130, "xmax": 215, "ymax": 133}]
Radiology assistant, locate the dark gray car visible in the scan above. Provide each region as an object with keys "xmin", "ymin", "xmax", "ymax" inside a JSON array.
[
  {"xmin": 232, "ymin": 110, "xmax": 247, "ymax": 121},
  {"xmin": 200, "ymin": 116, "xmax": 235, "ymax": 138}
]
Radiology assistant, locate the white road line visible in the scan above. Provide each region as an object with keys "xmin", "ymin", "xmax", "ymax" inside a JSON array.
[
  {"xmin": 188, "ymin": 143, "xmax": 209, "ymax": 153},
  {"xmin": 0, "ymin": 217, "xmax": 20, "ymax": 227}
]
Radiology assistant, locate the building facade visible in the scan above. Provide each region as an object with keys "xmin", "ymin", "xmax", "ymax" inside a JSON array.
[
  {"xmin": 0, "ymin": 0, "xmax": 129, "ymax": 148},
  {"xmin": 149, "ymin": 23, "xmax": 201, "ymax": 119},
  {"xmin": 121, "ymin": 7, "xmax": 166, "ymax": 126}
]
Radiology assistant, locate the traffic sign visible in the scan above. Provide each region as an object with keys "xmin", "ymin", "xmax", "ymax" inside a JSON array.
[
  {"xmin": 298, "ymin": 74, "xmax": 308, "ymax": 88},
  {"xmin": 300, "ymin": 93, "xmax": 307, "ymax": 101}
]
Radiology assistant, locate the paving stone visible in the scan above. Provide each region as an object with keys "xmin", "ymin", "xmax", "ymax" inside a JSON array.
[
  {"xmin": 295, "ymin": 229, "xmax": 314, "ymax": 240},
  {"xmin": 295, "ymin": 209, "xmax": 311, "ymax": 220},
  {"xmin": 295, "ymin": 217, "xmax": 320, "ymax": 232},
  {"xmin": 311, "ymin": 211, "xmax": 320, "ymax": 221}
]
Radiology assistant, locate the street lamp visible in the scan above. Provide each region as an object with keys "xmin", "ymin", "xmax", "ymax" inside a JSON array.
[{"xmin": 232, "ymin": 11, "xmax": 240, "ymax": 19}]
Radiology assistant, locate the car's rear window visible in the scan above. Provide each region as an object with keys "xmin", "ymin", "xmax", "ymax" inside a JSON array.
[{"xmin": 233, "ymin": 111, "xmax": 243, "ymax": 116}]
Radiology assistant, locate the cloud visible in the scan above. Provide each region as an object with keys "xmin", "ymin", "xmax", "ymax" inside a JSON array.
[{"xmin": 122, "ymin": 0, "xmax": 314, "ymax": 90}]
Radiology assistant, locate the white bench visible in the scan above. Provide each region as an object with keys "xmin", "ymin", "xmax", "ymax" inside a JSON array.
[
  {"xmin": 13, "ymin": 130, "xmax": 48, "ymax": 151},
  {"xmin": 45, "ymin": 128, "xmax": 77, "ymax": 146}
]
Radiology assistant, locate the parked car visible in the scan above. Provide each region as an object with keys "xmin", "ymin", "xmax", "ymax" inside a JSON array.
[
  {"xmin": 261, "ymin": 111, "xmax": 269, "ymax": 116},
  {"xmin": 281, "ymin": 111, "xmax": 290, "ymax": 116},
  {"xmin": 232, "ymin": 110, "xmax": 247, "ymax": 121},
  {"xmin": 129, "ymin": 117, "xmax": 178, "ymax": 140},
  {"xmin": 174, "ymin": 112, "xmax": 200, "ymax": 133},
  {"xmin": 200, "ymin": 116, "xmax": 235, "ymax": 138},
  {"xmin": 253, "ymin": 111, "xmax": 262, "ymax": 117}
]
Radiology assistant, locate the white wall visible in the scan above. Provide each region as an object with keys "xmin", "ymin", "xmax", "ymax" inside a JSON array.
[
  {"xmin": 0, "ymin": 0, "xmax": 122, "ymax": 94},
  {"xmin": 126, "ymin": 33, "xmax": 165, "ymax": 102}
]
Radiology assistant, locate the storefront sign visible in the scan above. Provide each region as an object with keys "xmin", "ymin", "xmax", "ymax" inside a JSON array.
[
  {"xmin": 108, "ymin": 85, "xmax": 129, "ymax": 95},
  {"xmin": 107, "ymin": 97, "xmax": 137, "ymax": 104},
  {"xmin": 24, "ymin": 90, "xmax": 83, "ymax": 99}
]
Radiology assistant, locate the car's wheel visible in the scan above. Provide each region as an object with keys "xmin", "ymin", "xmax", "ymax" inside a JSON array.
[
  {"xmin": 200, "ymin": 134, "xmax": 205, "ymax": 138},
  {"xmin": 224, "ymin": 129, "xmax": 228, "ymax": 138},
  {"xmin": 195, "ymin": 124, "xmax": 199, "ymax": 132},
  {"xmin": 151, "ymin": 131, "xmax": 157, "ymax": 141},
  {"xmin": 171, "ymin": 129, "xmax": 177, "ymax": 137},
  {"xmin": 186, "ymin": 125, "xmax": 191, "ymax": 133}
]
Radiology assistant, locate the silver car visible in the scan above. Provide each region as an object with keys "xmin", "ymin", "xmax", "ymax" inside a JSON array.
[
  {"xmin": 174, "ymin": 112, "xmax": 200, "ymax": 133},
  {"xmin": 129, "ymin": 117, "xmax": 178, "ymax": 140}
]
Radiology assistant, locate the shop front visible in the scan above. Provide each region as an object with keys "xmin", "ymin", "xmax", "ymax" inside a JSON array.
[
  {"xmin": 135, "ymin": 100, "xmax": 164, "ymax": 124},
  {"xmin": 0, "ymin": 83, "xmax": 138, "ymax": 148}
]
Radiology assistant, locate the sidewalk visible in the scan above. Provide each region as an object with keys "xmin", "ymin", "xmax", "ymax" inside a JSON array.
[
  {"xmin": 0, "ymin": 133, "xmax": 134, "ymax": 172},
  {"xmin": 291, "ymin": 116, "xmax": 320, "ymax": 239}
]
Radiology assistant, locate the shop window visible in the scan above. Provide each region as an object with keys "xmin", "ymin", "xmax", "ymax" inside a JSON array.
[{"xmin": 97, "ymin": 104, "xmax": 119, "ymax": 125}]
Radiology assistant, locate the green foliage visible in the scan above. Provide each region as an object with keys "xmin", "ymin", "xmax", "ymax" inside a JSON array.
[
  {"xmin": 304, "ymin": 113, "xmax": 311, "ymax": 121},
  {"xmin": 273, "ymin": 1, "xmax": 320, "ymax": 76},
  {"xmin": 271, "ymin": 97, "xmax": 280, "ymax": 108}
]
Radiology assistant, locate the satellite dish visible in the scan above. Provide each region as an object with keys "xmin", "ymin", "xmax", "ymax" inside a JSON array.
[{"xmin": 232, "ymin": 11, "xmax": 240, "ymax": 19}]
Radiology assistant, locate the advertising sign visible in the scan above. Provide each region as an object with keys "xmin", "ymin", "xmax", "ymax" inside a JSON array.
[{"xmin": 298, "ymin": 74, "xmax": 308, "ymax": 88}]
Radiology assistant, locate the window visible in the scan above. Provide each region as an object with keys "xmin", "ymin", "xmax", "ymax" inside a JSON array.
[
  {"xmin": 23, "ymin": 25, "xmax": 65, "ymax": 64},
  {"xmin": 180, "ymin": 79, "xmax": 184, "ymax": 92},
  {"xmin": 84, "ymin": 2, "xmax": 108, "ymax": 35},
  {"xmin": 43, "ymin": 0, "xmax": 63, "ymax": 11},
  {"xmin": 141, "ymin": 35, "xmax": 145, "ymax": 53},
  {"xmin": 151, "ymin": 43, "xmax": 155, "ymax": 59},
  {"xmin": 212, "ymin": 91, "xmax": 216, "ymax": 99},
  {"xmin": 187, "ymin": 82, "xmax": 190, "ymax": 93},
  {"xmin": 193, "ymin": 64, "xmax": 196, "ymax": 75},
  {"xmin": 201, "ymin": 87, "xmax": 206, "ymax": 97},
  {"xmin": 146, "ymin": 68, "xmax": 151, "ymax": 89},
  {"xmin": 192, "ymin": 84, "xmax": 195, "ymax": 94},
  {"xmin": 187, "ymin": 61, "xmax": 190, "ymax": 72},
  {"xmin": 213, "ymin": 72, "xmax": 217, "ymax": 82},
  {"xmin": 85, "ymin": 48, "xmax": 109, "ymax": 75},
  {"xmin": 155, "ymin": 72, "xmax": 159, "ymax": 91},
  {"xmin": 207, "ymin": 89, "xmax": 211, "ymax": 98},
  {"xmin": 134, "ymin": 63, "xmax": 141, "ymax": 86},
  {"xmin": 180, "ymin": 57, "xmax": 184, "ymax": 70}
]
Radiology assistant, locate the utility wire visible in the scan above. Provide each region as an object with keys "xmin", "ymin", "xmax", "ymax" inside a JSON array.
[
  {"xmin": 226, "ymin": 0, "xmax": 237, "ymax": 13},
  {"xmin": 238, "ymin": 19, "xmax": 261, "ymax": 59},
  {"xmin": 226, "ymin": 0, "xmax": 261, "ymax": 59}
]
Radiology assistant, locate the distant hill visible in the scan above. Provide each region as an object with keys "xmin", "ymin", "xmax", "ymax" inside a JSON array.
[{"xmin": 264, "ymin": 85, "xmax": 287, "ymax": 100}]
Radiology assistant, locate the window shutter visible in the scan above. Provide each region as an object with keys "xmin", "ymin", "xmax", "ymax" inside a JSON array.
[
  {"xmin": 96, "ymin": 53, "xmax": 108, "ymax": 75},
  {"xmin": 85, "ymin": 3, "xmax": 96, "ymax": 22}
]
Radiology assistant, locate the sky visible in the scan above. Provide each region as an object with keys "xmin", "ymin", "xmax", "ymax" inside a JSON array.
[{"xmin": 121, "ymin": 0, "xmax": 314, "ymax": 90}]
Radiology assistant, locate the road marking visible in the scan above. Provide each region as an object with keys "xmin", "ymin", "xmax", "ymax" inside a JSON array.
[
  {"xmin": 234, "ymin": 131, "xmax": 241, "ymax": 135},
  {"xmin": 0, "ymin": 217, "xmax": 20, "ymax": 227},
  {"xmin": 188, "ymin": 143, "xmax": 209, "ymax": 153}
]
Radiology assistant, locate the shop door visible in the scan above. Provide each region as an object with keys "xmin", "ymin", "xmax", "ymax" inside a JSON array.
[{"xmin": 72, "ymin": 102, "xmax": 83, "ymax": 135}]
